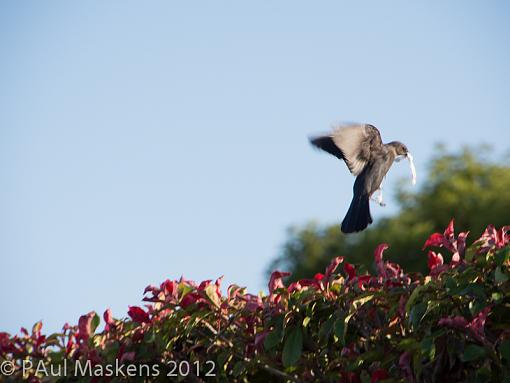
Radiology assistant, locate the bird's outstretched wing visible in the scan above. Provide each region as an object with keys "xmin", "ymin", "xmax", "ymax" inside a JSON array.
[{"xmin": 310, "ymin": 124, "xmax": 383, "ymax": 176}]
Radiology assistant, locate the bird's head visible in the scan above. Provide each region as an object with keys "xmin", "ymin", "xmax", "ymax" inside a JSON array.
[
  {"xmin": 388, "ymin": 141, "xmax": 417, "ymax": 185},
  {"xmin": 388, "ymin": 141, "xmax": 409, "ymax": 157}
]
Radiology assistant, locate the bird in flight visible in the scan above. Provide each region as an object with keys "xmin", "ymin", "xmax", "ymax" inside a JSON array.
[{"xmin": 310, "ymin": 123, "xmax": 416, "ymax": 233}]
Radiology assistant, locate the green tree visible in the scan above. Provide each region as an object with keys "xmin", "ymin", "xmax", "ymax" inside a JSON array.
[{"xmin": 267, "ymin": 145, "xmax": 510, "ymax": 281}]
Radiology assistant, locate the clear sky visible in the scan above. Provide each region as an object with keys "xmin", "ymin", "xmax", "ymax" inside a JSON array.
[{"xmin": 1, "ymin": 1, "xmax": 509, "ymax": 334}]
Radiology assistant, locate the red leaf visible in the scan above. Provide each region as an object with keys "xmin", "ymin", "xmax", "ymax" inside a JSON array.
[
  {"xmin": 198, "ymin": 280, "xmax": 212, "ymax": 291},
  {"xmin": 287, "ymin": 281, "xmax": 302, "ymax": 293},
  {"xmin": 161, "ymin": 280, "xmax": 176, "ymax": 296},
  {"xmin": 340, "ymin": 372, "xmax": 361, "ymax": 383},
  {"xmin": 438, "ymin": 316, "xmax": 468, "ymax": 328},
  {"xmin": 444, "ymin": 218, "xmax": 455, "ymax": 240},
  {"xmin": 399, "ymin": 351, "xmax": 414, "ymax": 382},
  {"xmin": 370, "ymin": 369, "xmax": 389, "ymax": 383},
  {"xmin": 268, "ymin": 271, "xmax": 291, "ymax": 294},
  {"xmin": 132, "ymin": 329, "xmax": 144, "ymax": 342},
  {"xmin": 344, "ymin": 262, "xmax": 356, "ymax": 280},
  {"xmin": 103, "ymin": 309, "xmax": 115, "ymax": 332},
  {"xmin": 423, "ymin": 232, "xmax": 444, "ymax": 250},
  {"xmin": 357, "ymin": 275, "xmax": 372, "ymax": 289},
  {"xmin": 128, "ymin": 306, "xmax": 150, "ymax": 324},
  {"xmin": 242, "ymin": 294, "xmax": 263, "ymax": 312},
  {"xmin": 497, "ymin": 225, "xmax": 510, "ymax": 248},
  {"xmin": 374, "ymin": 243, "xmax": 389, "ymax": 277},
  {"xmin": 103, "ymin": 309, "xmax": 114, "ymax": 326},
  {"xmin": 180, "ymin": 292, "xmax": 202, "ymax": 309},
  {"xmin": 215, "ymin": 276, "xmax": 224, "ymax": 296},
  {"xmin": 0, "ymin": 332, "xmax": 10, "ymax": 347},
  {"xmin": 65, "ymin": 335, "xmax": 75, "ymax": 355},
  {"xmin": 314, "ymin": 273, "xmax": 324, "ymax": 281},
  {"xmin": 438, "ymin": 307, "xmax": 491, "ymax": 342},
  {"xmin": 477, "ymin": 224, "xmax": 510, "ymax": 252},
  {"xmin": 254, "ymin": 331, "xmax": 268, "ymax": 350},
  {"xmin": 227, "ymin": 284, "xmax": 243, "ymax": 301},
  {"xmin": 35, "ymin": 335, "xmax": 46, "ymax": 348},
  {"xmin": 456, "ymin": 231, "xmax": 469, "ymax": 258},
  {"xmin": 325, "ymin": 256, "xmax": 344, "ymax": 279},
  {"xmin": 427, "ymin": 251, "xmax": 443, "ymax": 270},
  {"xmin": 144, "ymin": 284, "xmax": 158, "ymax": 295},
  {"xmin": 374, "ymin": 243, "xmax": 389, "ymax": 265},
  {"xmin": 32, "ymin": 321, "xmax": 42, "ymax": 338},
  {"xmin": 467, "ymin": 306, "xmax": 491, "ymax": 342},
  {"xmin": 120, "ymin": 351, "xmax": 136, "ymax": 362},
  {"xmin": 77, "ymin": 312, "xmax": 96, "ymax": 341}
]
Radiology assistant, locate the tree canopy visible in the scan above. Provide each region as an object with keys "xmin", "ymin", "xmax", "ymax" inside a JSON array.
[{"xmin": 267, "ymin": 146, "xmax": 510, "ymax": 281}]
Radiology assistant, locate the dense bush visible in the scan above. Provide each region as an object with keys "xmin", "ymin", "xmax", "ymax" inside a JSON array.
[{"xmin": 1, "ymin": 221, "xmax": 509, "ymax": 382}]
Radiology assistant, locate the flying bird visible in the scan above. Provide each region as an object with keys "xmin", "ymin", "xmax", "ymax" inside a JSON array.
[{"xmin": 310, "ymin": 123, "xmax": 416, "ymax": 233}]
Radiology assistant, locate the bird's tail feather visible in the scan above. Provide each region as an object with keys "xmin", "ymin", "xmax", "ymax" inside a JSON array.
[{"xmin": 341, "ymin": 194, "xmax": 372, "ymax": 233}]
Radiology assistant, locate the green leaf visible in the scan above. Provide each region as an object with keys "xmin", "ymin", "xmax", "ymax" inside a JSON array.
[
  {"xmin": 178, "ymin": 282, "xmax": 194, "ymax": 299},
  {"xmin": 465, "ymin": 247, "xmax": 477, "ymax": 262},
  {"xmin": 204, "ymin": 284, "xmax": 221, "ymax": 307},
  {"xmin": 399, "ymin": 338, "xmax": 418, "ymax": 351},
  {"xmin": 348, "ymin": 351, "xmax": 386, "ymax": 375},
  {"xmin": 413, "ymin": 351, "xmax": 423, "ymax": 378},
  {"xmin": 91, "ymin": 313, "xmax": 100, "ymax": 334},
  {"xmin": 495, "ymin": 249, "xmax": 509, "ymax": 266},
  {"xmin": 319, "ymin": 315, "xmax": 335, "ymax": 343},
  {"xmin": 406, "ymin": 285, "xmax": 426, "ymax": 313},
  {"xmin": 143, "ymin": 328, "xmax": 156, "ymax": 343},
  {"xmin": 268, "ymin": 314, "xmax": 285, "ymax": 330},
  {"xmin": 474, "ymin": 367, "xmax": 491, "ymax": 383},
  {"xmin": 423, "ymin": 300, "xmax": 440, "ymax": 321},
  {"xmin": 445, "ymin": 277, "xmax": 457, "ymax": 293},
  {"xmin": 421, "ymin": 337, "xmax": 436, "ymax": 360},
  {"xmin": 356, "ymin": 264, "xmax": 368, "ymax": 275},
  {"xmin": 32, "ymin": 321, "xmax": 43, "ymax": 334},
  {"xmin": 351, "ymin": 294, "xmax": 374, "ymax": 310},
  {"xmin": 469, "ymin": 300, "xmax": 488, "ymax": 316},
  {"xmin": 45, "ymin": 333, "xmax": 61, "ymax": 346},
  {"xmin": 334, "ymin": 318, "xmax": 345, "ymax": 345},
  {"xmin": 302, "ymin": 316, "xmax": 311, "ymax": 328},
  {"xmin": 359, "ymin": 370, "xmax": 370, "ymax": 383},
  {"xmin": 491, "ymin": 292, "xmax": 503, "ymax": 303},
  {"xmin": 495, "ymin": 266, "xmax": 509, "ymax": 283},
  {"xmin": 217, "ymin": 351, "xmax": 232, "ymax": 373},
  {"xmin": 343, "ymin": 312, "xmax": 355, "ymax": 338},
  {"xmin": 282, "ymin": 326, "xmax": 303, "ymax": 367},
  {"xmin": 409, "ymin": 302, "xmax": 427, "ymax": 328},
  {"xmin": 232, "ymin": 361, "xmax": 246, "ymax": 377},
  {"xmin": 461, "ymin": 344, "xmax": 486, "ymax": 362},
  {"xmin": 500, "ymin": 339, "xmax": 510, "ymax": 361},
  {"xmin": 460, "ymin": 283, "xmax": 486, "ymax": 299},
  {"xmin": 264, "ymin": 328, "xmax": 282, "ymax": 350}
]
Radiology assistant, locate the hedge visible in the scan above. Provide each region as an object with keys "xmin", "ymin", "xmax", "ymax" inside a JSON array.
[{"xmin": 1, "ymin": 220, "xmax": 509, "ymax": 382}]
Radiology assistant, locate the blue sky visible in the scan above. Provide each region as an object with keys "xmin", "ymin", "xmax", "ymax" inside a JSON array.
[{"xmin": 1, "ymin": 1, "xmax": 509, "ymax": 334}]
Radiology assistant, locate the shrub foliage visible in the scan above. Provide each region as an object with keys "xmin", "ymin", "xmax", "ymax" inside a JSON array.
[{"xmin": 1, "ymin": 221, "xmax": 509, "ymax": 382}]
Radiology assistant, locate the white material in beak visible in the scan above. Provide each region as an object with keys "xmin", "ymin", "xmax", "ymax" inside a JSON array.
[{"xmin": 407, "ymin": 152, "xmax": 417, "ymax": 185}]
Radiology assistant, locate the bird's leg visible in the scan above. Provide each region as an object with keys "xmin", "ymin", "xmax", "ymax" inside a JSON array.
[
  {"xmin": 371, "ymin": 181, "xmax": 386, "ymax": 207},
  {"xmin": 376, "ymin": 188, "xmax": 385, "ymax": 206},
  {"xmin": 379, "ymin": 179, "xmax": 386, "ymax": 206}
]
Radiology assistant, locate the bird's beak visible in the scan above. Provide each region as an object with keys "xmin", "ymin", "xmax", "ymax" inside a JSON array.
[{"xmin": 406, "ymin": 152, "xmax": 417, "ymax": 185}]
